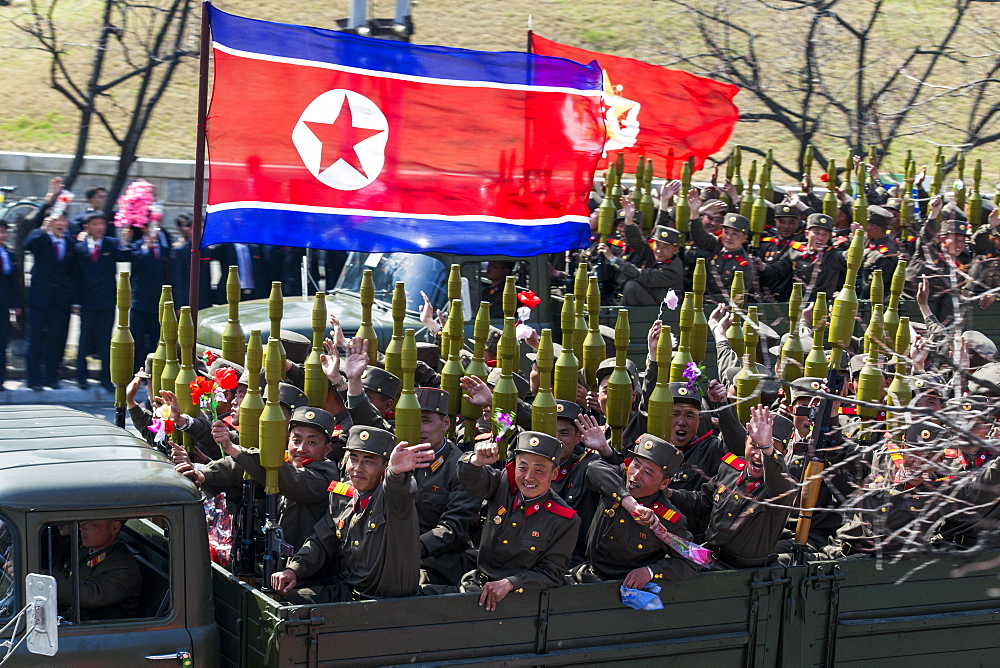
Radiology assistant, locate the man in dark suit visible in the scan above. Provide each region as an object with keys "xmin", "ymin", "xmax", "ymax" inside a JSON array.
[
  {"xmin": 24, "ymin": 214, "xmax": 76, "ymax": 390},
  {"xmin": 0, "ymin": 222, "xmax": 22, "ymax": 390},
  {"xmin": 73, "ymin": 212, "xmax": 129, "ymax": 390},
  {"xmin": 125, "ymin": 224, "xmax": 171, "ymax": 370},
  {"xmin": 214, "ymin": 243, "xmax": 272, "ymax": 301},
  {"xmin": 171, "ymin": 213, "xmax": 214, "ymax": 311}
]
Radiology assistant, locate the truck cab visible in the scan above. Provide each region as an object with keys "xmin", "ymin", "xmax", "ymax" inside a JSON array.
[{"xmin": 0, "ymin": 406, "xmax": 219, "ymax": 667}]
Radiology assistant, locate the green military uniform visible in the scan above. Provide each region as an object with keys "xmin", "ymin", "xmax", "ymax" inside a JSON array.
[
  {"xmin": 758, "ymin": 205, "xmax": 807, "ymax": 301},
  {"xmin": 690, "ymin": 213, "xmax": 757, "ymax": 300},
  {"xmin": 761, "ymin": 214, "xmax": 847, "ymax": 302},
  {"xmin": 671, "ymin": 445, "xmax": 794, "ymax": 568},
  {"xmin": 412, "ymin": 388, "xmax": 482, "ymax": 585},
  {"xmin": 286, "ymin": 425, "xmax": 421, "ymax": 600},
  {"xmin": 201, "ymin": 406, "xmax": 340, "ymax": 552},
  {"xmin": 667, "ymin": 383, "xmax": 727, "ymax": 492},
  {"xmin": 607, "ymin": 225, "xmax": 685, "ymax": 306},
  {"xmin": 56, "ymin": 539, "xmax": 141, "ymax": 621},
  {"xmin": 576, "ymin": 435, "xmax": 699, "ymax": 582},
  {"xmin": 551, "ymin": 400, "xmax": 604, "ymax": 563},
  {"xmin": 860, "ymin": 206, "xmax": 899, "ymax": 299},
  {"xmin": 457, "ymin": 431, "xmax": 581, "ymax": 593}
]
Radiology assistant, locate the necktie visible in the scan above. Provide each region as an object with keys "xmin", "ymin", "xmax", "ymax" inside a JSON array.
[
  {"xmin": 91, "ymin": 243, "xmax": 99, "ymax": 263},
  {"xmin": 153, "ymin": 243, "xmax": 160, "ymax": 260},
  {"xmin": 55, "ymin": 239, "xmax": 63, "ymax": 262},
  {"xmin": 0, "ymin": 249, "xmax": 9, "ymax": 276}
]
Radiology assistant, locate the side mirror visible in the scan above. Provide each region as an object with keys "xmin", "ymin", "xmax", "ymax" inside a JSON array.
[{"xmin": 25, "ymin": 573, "xmax": 57, "ymax": 657}]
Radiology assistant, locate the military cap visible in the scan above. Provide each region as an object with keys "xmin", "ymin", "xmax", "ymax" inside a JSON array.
[
  {"xmin": 948, "ymin": 394, "xmax": 1000, "ymax": 419},
  {"xmin": 486, "ymin": 367, "xmax": 529, "ymax": 401},
  {"xmin": 969, "ymin": 362, "xmax": 1000, "ymax": 396},
  {"xmin": 941, "ymin": 219, "xmax": 971, "ymax": 237},
  {"xmin": 135, "ymin": 353, "xmax": 155, "ymax": 379},
  {"xmin": 848, "ymin": 353, "xmax": 887, "ymax": 376},
  {"xmin": 964, "ymin": 331, "xmax": 997, "ymax": 359},
  {"xmin": 511, "ymin": 430, "xmax": 562, "ymax": 464},
  {"xmin": 722, "ymin": 364, "xmax": 779, "ymax": 404},
  {"xmin": 775, "ymin": 204, "xmax": 800, "ymax": 219},
  {"xmin": 209, "ymin": 357, "xmax": 245, "ymax": 378},
  {"xmin": 279, "ymin": 330, "xmax": 312, "ymax": 365},
  {"xmin": 277, "ymin": 382, "xmax": 309, "ymax": 411},
  {"xmin": 416, "ymin": 342, "xmax": 440, "ymax": 370},
  {"xmin": 595, "ymin": 357, "xmax": 639, "ymax": 391},
  {"xmin": 721, "ymin": 213, "xmax": 751, "ymax": 234},
  {"xmin": 940, "ymin": 202, "xmax": 968, "ymax": 223},
  {"xmin": 361, "ymin": 367, "xmax": 402, "ymax": 399},
  {"xmin": 884, "ymin": 198, "xmax": 902, "ymax": 211},
  {"xmin": 555, "ymin": 400, "xmax": 583, "ymax": 423},
  {"xmin": 345, "ymin": 424, "xmax": 394, "ymax": 459},
  {"xmin": 415, "ymin": 387, "xmax": 449, "ymax": 415},
  {"xmin": 789, "ymin": 377, "xmax": 825, "ymax": 403},
  {"xmin": 768, "ymin": 332, "xmax": 813, "ymax": 357},
  {"xmin": 651, "ymin": 225, "xmax": 682, "ymax": 246},
  {"xmin": 288, "ymin": 406, "xmax": 336, "ymax": 439},
  {"xmin": 806, "ymin": 213, "xmax": 834, "ymax": 231},
  {"xmin": 631, "ymin": 433, "xmax": 684, "ymax": 476},
  {"xmin": 904, "ymin": 421, "xmax": 944, "ymax": 447},
  {"xmin": 866, "ymin": 205, "xmax": 893, "ymax": 229},
  {"xmin": 669, "ymin": 381, "xmax": 701, "ymax": 406},
  {"xmin": 911, "ymin": 374, "xmax": 946, "ymax": 397},
  {"xmin": 772, "ymin": 415, "xmax": 795, "ymax": 448}
]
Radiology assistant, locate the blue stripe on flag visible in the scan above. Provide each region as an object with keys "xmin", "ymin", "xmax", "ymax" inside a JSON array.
[
  {"xmin": 207, "ymin": 5, "xmax": 601, "ymax": 91},
  {"xmin": 203, "ymin": 208, "xmax": 591, "ymax": 257}
]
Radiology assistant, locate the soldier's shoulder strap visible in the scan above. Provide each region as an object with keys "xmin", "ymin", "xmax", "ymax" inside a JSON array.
[
  {"xmin": 542, "ymin": 498, "xmax": 578, "ymax": 519},
  {"xmin": 328, "ymin": 481, "xmax": 356, "ymax": 497},
  {"xmin": 650, "ymin": 502, "xmax": 682, "ymax": 523},
  {"xmin": 721, "ymin": 452, "xmax": 747, "ymax": 471}
]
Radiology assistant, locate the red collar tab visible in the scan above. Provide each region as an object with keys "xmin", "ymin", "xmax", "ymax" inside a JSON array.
[
  {"xmin": 542, "ymin": 499, "xmax": 577, "ymax": 519},
  {"xmin": 745, "ymin": 479, "xmax": 762, "ymax": 494},
  {"xmin": 505, "ymin": 460, "xmax": 519, "ymax": 495}
]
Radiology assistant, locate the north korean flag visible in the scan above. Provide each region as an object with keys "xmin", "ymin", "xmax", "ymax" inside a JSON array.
[{"xmin": 204, "ymin": 6, "xmax": 606, "ymax": 256}]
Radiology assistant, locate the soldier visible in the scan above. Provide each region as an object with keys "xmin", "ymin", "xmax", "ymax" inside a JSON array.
[
  {"xmin": 883, "ymin": 198, "xmax": 915, "ymax": 260},
  {"xmin": 860, "ymin": 205, "xmax": 899, "ymax": 299},
  {"xmin": 597, "ymin": 225, "xmax": 684, "ymax": 306},
  {"xmin": 667, "ymin": 382, "xmax": 728, "ymax": 493},
  {"xmin": 592, "ymin": 201, "xmax": 655, "ymax": 304},
  {"xmin": 411, "ymin": 387, "xmax": 482, "ymax": 585},
  {"xmin": 589, "ymin": 357, "xmax": 647, "ymax": 448},
  {"xmin": 761, "ymin": 213, "xmax": 847, "ymax": 302},
  {"xmin": 669, "ymin": 406, "xmax": 795, "ymax": 568},
  {"xmin": 939, "ymin": 396, "xmax": 1000, "ymax": 546},
  {"xmin": 573, "ymin": 433, "xmax": 699, "ymax": 585},
  {"xmin": 175, "ymin": 406, "xmax": 340, "ymax": 554},
  {"xmin": 449, "ymin": 431, "xmax": 580, "ymax": 611},
  {"xmin": 54, "ymin": 519, "xmax": 140, "ymax": 621},
  {"xmin": 482, "ymin": 261, "xmax": 515, "ymax": 318},
  {"xmin": 549, "ymin": 400, "xmax": 606, "ymax": 561},
  {"xmin": 690, "ymin": 212, "xmax": 757, "ymax": 300},
  {"xmin": 758, "ymin": 203, "xmax": 807, "ymax": 301},
  {"xmin": 272, "ymin": 425, "xmax": 435, "ymax": 601}
]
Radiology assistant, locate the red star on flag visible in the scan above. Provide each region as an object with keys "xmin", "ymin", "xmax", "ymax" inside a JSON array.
[{"xmin": 304, "ymin": 96, "xmax": 384, "ymax": 177}]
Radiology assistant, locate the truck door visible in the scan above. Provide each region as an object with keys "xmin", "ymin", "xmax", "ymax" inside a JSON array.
[{"xmin": 14, "ymin": 508, "xmax": 211, "ymax": 667}]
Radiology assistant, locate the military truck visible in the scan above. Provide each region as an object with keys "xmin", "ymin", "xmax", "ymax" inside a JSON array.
[{"xmin": 3, "ymin": 404, "xmax": 1000, "ymax": 666}]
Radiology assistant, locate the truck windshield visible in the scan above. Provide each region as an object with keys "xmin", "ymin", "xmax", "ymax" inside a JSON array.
[
  {"xmin": 335, "ymin": 252, "xmax": 448, "ymax": 312},
  {"xmin": 0, "ymin": 515, "xmax": 15, "ymax": 624}
]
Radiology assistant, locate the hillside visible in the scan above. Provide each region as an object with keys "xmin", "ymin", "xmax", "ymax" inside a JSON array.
[{"xmin": 0, "ymin": 0, "xmax": 996, "ymax": 185}]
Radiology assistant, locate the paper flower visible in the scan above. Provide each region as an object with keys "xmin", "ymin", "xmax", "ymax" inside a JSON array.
[
  {"xmin": 50, "ymin": 190, "xmax": 74, "ymax": 218},
  {"xmin": 113, "ymin": 179, "xmax": 156, "ymax": 228},
  {"xmin": 682, "ymin": 362, "xmax": 703, "ymax": 392},
  {"xmin": 517, "ymin": 290, "xmax": 541, "ymax": 309},
  {"xmin": 201, "ymin": 350, "xmax": 220, "ymax": 366},
  {"xmin": 819, "ymin": 173, "xmax": 829, "ymax": 183},
  {"xmin": 516, "ymin": 306, "xmax": 531, "ymax": 322},
  {"xmin": 664, "ymin": 289, "xmax": 679, "ymax": 310},
  {"xmin": 148, "ymin": 403, "xmax": 175, "ymax": 444},
  {"xmin": 190, "ymin": 377, "xmax": 215, "ymax": 404},
  {"xmin": 214, "ymin": 367, "xmax": 239, "ymax": 391}
]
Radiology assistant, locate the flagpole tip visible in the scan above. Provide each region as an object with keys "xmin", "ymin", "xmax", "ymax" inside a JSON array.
[{"xmin": 528, "ymin": 15, "xmax": 532, "ymax": 30}]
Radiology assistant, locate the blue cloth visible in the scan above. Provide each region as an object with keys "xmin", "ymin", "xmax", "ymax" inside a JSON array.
[{"xmin": 620, "ymin": 582, "xmax": 663, "ymax": 611}]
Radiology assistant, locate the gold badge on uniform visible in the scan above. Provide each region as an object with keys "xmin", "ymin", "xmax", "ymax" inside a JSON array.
[
  {"xmin": 359, "ymin": 430, "xmax": 370, "ymax": 441},
  {"xmin": 605, "ymin": 508, "xmax": 615, "ymax": 517},
  {"xmin": 556, "ymin": 403, "xmax": 564, "ymax": 412},
  {"xmin": 529, "ymin": 437, "xmax": 539, "ymax": 446},
  {"xmin": 304, "ymin": 410, "xmax": 316, "ymax": 420},
  {"xmin": 644, "ymin": 441, "xmax": 653, "ymax": 450}
]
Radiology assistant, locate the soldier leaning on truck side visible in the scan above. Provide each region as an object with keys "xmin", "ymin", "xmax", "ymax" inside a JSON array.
[
  {"xmin": 272, "ymin": 425, "xmax": 433, "ymax": 603},
  {"xmin": 174, "ymin": 406, "xmax": 340, "ymax": 554},
  {"xmin": 572, "ymin": 433, "xmax": 700, "ymax": 586}
]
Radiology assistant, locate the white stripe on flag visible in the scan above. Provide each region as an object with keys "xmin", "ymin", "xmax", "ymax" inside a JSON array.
[{"xmin": 206, "ymin": 201, "xmax": 588, "ymax": 227}]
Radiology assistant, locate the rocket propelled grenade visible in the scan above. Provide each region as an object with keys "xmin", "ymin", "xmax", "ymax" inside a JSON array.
[
  {"xmin": 303, "ymin": 292, "xmax": 328, "ymax": 408},
  {"xmin": 222, "ymin": 266, "xmax": 245, "ymax": 365}
]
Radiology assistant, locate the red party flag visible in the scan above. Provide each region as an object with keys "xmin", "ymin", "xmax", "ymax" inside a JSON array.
[{"xmin": 530, "ymin": 33, "xmax": 739, "ymax": 178}]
